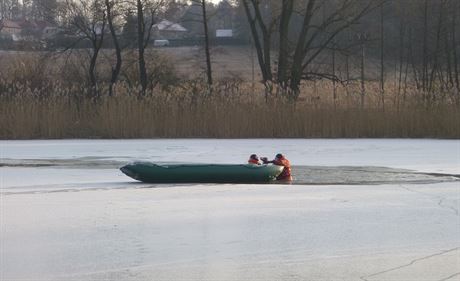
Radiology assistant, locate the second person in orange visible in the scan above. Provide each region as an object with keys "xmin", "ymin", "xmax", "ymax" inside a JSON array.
[{"xmin": 261, "ymin": 153, "xmax": 292, "ymax": 181}]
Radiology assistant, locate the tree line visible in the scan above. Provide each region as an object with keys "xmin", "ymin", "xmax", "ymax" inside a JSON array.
[
  {"xmin": 239, "ymin": 0, "xmax": 459, "ymax": 106},
  {"xmin": 0, "ymin": 0, "xmax": 459, "ymax": 106}
]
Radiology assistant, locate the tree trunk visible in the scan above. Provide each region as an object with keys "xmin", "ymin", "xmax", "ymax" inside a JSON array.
[
  {"xmin": 137, "ymin": 0, "xmax": 147, "ymax": 95},
  {"xmin": 241, "ymin": 0, "xmax": 271, "ymax": 83},
  {"xmin": 332, "ymin": 44, "xmax": 336, "ymax": 108},
  {"xmin": 428, "ymin": 1, "xmax": 444, "ymax": 99},
  {"xmin": 422, "ymin": 0, "xmax": 428, "ymax": 93},
  {"xmin": 403, "ymin": 54, "xmax": 409, "ymax": 107},
  {"xmin": 380, "ymin": 3, "xmax": 385, "ymax": 111},
  {"xmin": 201, "ymin": 0, "xmax": 212, "ymax": 86},
  {"xmin": 277, "ymin": 0, "xmax": 293, "ymax": 87},
  {"xmin": 397, "ymin": 6, "xmax": 406, "ymax": 112},
  {"xmin": 452, "ymin": 0, "xmax": 459, "ymax": 95},
  {"xmin": 88, "ymin": 24, "xmax": 105, "ymax": 99},
  {"xmin": 345, "ymin": 53, "xmax": 350, "ymax": 107},
  {"xmin": 360, "ymin": 39, "xmax": 366, "ymax": 110},
  {"xmin": 408, "ymin": 28, "xmax": 421, "ymax": 90},
  {"xmin": 106, "ymin": 0, "xmax": 122, "ymax": 97},
  {"xmin": 445, "ymin": 23, "xmax": 453, "ymax": 89},
  {"xmin": 89, "ymin": 45, "xmax": 101, "ymax": 95},
  {"xmin": 289, "ymin": 0, "xmax": 316, "ymax": 99}
]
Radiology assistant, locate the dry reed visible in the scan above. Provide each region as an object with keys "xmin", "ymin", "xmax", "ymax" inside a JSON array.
[
  {"xmin": 1, "ymin": 52, "xmax": 459, "ymax": 139},
  {"xmin": 1, "ymin": 80, "xmax": 459, "ymax": 139}
]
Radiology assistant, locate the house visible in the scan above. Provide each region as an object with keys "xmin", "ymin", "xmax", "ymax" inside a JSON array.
[
  {"xmin": 152, "ymin": 20, "xmax": 187, "ymax": 40},
  {"xmin": 0, "ymin": 19, "xmax": 22, "ymax": 40},
  {"xmin": 0, "ymin": 19, "xmax": 58, "ymax": 41}
]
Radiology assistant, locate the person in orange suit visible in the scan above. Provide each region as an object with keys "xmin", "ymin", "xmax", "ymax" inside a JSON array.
[
  {"xmin": 261, "ymin": 153, "xmax": 292, "ymax": 181},
  {"xmin": 248, "ymin": 154, "xmax": 261, "ymax": 165}
]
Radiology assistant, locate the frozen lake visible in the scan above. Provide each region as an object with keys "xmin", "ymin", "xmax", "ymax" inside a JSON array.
[{"xmin": 1, "ymin": 139, "xmax": 460, "ymax": 280}]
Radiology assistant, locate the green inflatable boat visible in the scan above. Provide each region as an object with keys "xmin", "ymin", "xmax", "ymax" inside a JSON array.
[{"xmin": 120, "ymin": 162, "xmax": 284, "ymax": 183}]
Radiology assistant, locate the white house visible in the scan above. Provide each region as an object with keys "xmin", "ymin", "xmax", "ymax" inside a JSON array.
[{"xmin": 152, "ymin": 20, "xmax": 187, "ymax": 39}]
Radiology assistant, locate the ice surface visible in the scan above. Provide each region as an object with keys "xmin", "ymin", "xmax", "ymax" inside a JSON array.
[
  {"xmin": 1, "ymin": 138, "xmax": 459, "ymax": 172},
  {"xmin": 1, "ymin": 139, "xmax": 459, "ymax": 190},
  {"xmin": 1, "ymin": 139, "xmax": 459, "ymax": 280}
]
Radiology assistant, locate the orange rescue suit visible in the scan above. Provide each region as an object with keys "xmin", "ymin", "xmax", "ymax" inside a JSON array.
[
  {"xmin": 272, "ymin": 158, "xmax": 292, "ymax": 180},
  {"xmin": 248, "ymin": 158, "xmax": 260, "ymax": 165}
]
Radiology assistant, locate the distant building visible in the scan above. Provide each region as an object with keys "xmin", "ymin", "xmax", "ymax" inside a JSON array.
[
  {"xmin": 0, "ymin": 19, "xmax": 58, "ymax": 41},
  {"xmin": 152, "ymin": 20, "xmax": 187, "ymax": 40},
  {"xmin": 0, "ymin": 19, "xmax": 22, "ymax": 40},
  {"xmin": 216, "ymin": 29, "xmax": 233, "ymax": 38}
]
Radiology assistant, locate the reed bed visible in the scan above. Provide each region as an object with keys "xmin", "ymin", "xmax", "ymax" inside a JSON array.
[
  {"xmin": 1, "ymin": 52, "xmax": 459, "ymax": 139},
  {"xmin": 1, "ymin": 81, "xmax": 459, "ymax": 139}
]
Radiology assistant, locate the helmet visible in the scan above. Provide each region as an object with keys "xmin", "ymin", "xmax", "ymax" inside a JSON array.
[
  {"xmin": 275, "ymin": 153, "xmax": 283, "ymax": 159},
  {"xmin": 250, "ymin": 154, "xmax": 259, "ymax": 160}
]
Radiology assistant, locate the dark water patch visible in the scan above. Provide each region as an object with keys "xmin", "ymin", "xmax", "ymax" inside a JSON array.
[
  {"xmin": 288, "ymin": 166, "xmax": 459, "ymax": 185},
  {"xmin": 422, "ymin": 172, "xmax": 460, "ymax": 179}
]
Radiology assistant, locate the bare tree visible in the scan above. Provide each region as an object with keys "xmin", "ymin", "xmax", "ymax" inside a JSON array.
[
  {"xmin": 200, "ymin": 0, "xmax": 212, "ymax": 86},
  {"xmin": 357, "ymin": 33, "xmax": 369, "ymax": 110},
  {"xmin": 277, "ymin": 0, "xmax": 293, "ymax": 87},
  {"xmin": 379, "ymin": 2, "xmax": 385, "ymax": 111},
  {"xmin": 241, "ymin": 0, "xmax": 274, "ymax": 85},
  {"xmin": 104, "ymin": 0, "xmax": 122, "ymax": 96},
  {"xmin": 0, "ymin": 0, "xmax": 5, "ymax": 19},
  {"xmin": 66, "ymin": 0, "xmax": 107, "ymax": 97},
  {"xmin": 136, "ymin": 0, "xmax": 148, "ymax": 95},
  {"xmin": 0, "ymin": 0, "xmax": 14, "ymax": 20},
  {"xmin": 396, "ymin": 1, "xmax": 406, "ymax": 110},
  {"xmin": 427, "ymin": 0, "xmax": 444, "ymax": 98},
  {"xmin": 132, "ymin": 0, "xmax": 163, "ymax": 95},
  {"xmin": 421, "ymin": 0, "xmax": 428, "ymax": 93},
  {"xmin": 452, "ymin": 0, "xmax": 459, "ymax": 98},
  {"xmin": 30, "ymin": 0, "xmax": 58, "ymax": 22},
  {"xmin": 402, "ymin": 0, "xmax": 458, "ymax": 104},
  {"xmin": 242, "ymin": 0, "xmax": 382, "ymax": 100},
  {"xmin": 188, "ymin": 0, "xmax": 213, "ymax": 86}
]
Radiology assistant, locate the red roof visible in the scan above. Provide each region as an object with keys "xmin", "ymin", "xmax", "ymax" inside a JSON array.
[
  {"xmin": 0, "ymin": 19, "xmax": 22, "ymax": 29},
  {"xmin": 0, "ymin": 19, "xmax": 55, "ymax": 30}
]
